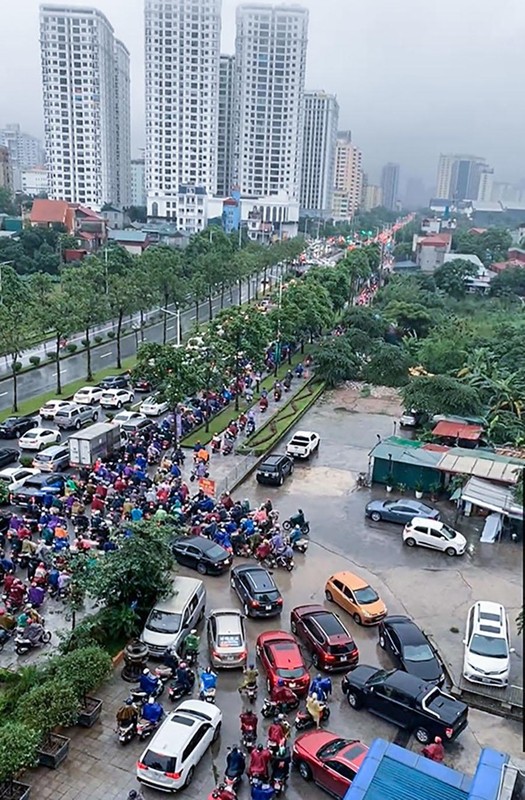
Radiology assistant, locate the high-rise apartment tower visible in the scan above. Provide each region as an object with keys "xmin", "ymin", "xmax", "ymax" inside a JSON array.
[{"xmin": 300, "ymin": 91, "xmax": 338, "ymax": 217}]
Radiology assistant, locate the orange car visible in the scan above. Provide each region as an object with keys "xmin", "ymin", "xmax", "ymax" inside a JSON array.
[{"xmin": 324, "ymin": 571, "xmax": 387, "ymax": 626}]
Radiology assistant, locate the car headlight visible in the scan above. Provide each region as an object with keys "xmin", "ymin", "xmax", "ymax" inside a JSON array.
[{"xmin": 362, "ymin": 609, "xmax": 372, "ymax": 617}]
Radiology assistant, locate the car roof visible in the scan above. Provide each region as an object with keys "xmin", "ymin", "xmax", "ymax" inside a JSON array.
[
  {"xmin": 260, "ymin": 454, "xmax": 288, "ymax": 465},
  {"xmin": 329, "ymin": 571, "xmax": 369, "ymax": 591},
  {"xmin": 153, "ymin": 576, "xmax": 204, "ymax": 611},
  {"xmin": 292, "ymin": 430, "xmax": 316, "ymax": 437},
  {"xmin": 26, "ymin": 472, "xmax": 62, "ymax": 483},
  {"xmin": 385, "ymin": 669, "xmax": 433, "ymax": 694},
  {"xmin": 384, "ymin": 616, "xmax": 427, "ymax": 646},
  {"xmin": 410, "ymin": 517, "xmax": 443, "ymax": 528},
  {"xmin": 34, "ymin": 445, "xmax": 68, "ymax": 456},
  {"xmin": 264, "ymin": 636, "xmax": 302, "ymax": 668},
  {"xmin": 177, "ymin": 535, "xmax": 221, "ymax": 552},
  {"xmin": 234, "ymin": 565, "xmax": 276, "ymax": 589},
  {"xmin": 0, "ymin": 467, "xmax": 28, "ymax": 477},
  {"xmin": 212, "ymin": 610, "xmax": 244, "ymax": 635},
  {"xmin": 471, "ymin": 601, "xmax": 506, "ymax": 634},
  {"xmin": 146, "ymin": 702, "xmax": 219, "ymax": 752}
]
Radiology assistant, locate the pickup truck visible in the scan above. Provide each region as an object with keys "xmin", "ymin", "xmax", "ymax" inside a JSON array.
[
  {"xmin": 11, "ymin": 473, "xmax": 66, "ymax": 507},
  {"xmin": 54, "ymin": 403, "xmax": 99, "ymax": 431},
  {"xmin": 341, "ymin": 665, "xmax": 468, "ymax": 744},
  {"xmin": 285, "ymin": 430, "xmax": 320, "ymax": 459}
]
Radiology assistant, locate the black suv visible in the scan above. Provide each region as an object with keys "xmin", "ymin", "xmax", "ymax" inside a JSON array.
[
  {"xmin": 0, "ymin": 416, "xmax": 38, "ymax": 439},
  {"xmin": 341, "ymin": 666, "xmax": 468, "ymax": 744},
  {"xmin": 256, "ymin": 454, "xmax": 294, "ymax": 486},
  {"xmin": 98, "ymin": 375, "xmax": 128, "ymax": 390},
  {"xmin": 230, "ymin": 564, "xmax": 283, "ymax": 617}
]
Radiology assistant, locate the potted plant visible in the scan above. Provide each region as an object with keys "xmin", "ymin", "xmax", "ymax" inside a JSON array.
[
  {"xmin": 55, "ymin": 646, "xmax": 112, "ymax": 728},
  {"xmin": 414, "ymin": 481, "xmax": 424, "ymax": 500},
  {"xmin": 18, "ymin": 681, "xmax": 80, "ymax": 769},
  {"xmin": 397, "ymin": 483, "xmax": 407, "ymax": 494},
  {"xmin": 429, "ymin": 482, "xmax": 441, "ymax": 502},
  {"xmin": 0, "ymin": 722, "xmax": 40, "ymax": 800}
]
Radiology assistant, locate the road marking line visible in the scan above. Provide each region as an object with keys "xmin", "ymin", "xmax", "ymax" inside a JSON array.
[
  {"xmin": 190, "ymin": 315, "xmax": 196, "ymax": 320},
  {"xmin": 167, "ymin": 325, "xmax": 175, "ymax": 331},
  {"xmin": 100, "ymin": 352, "xmax": 112, "ymax": 359},
  {"xmin": 0, "ymin": 391, "xmax": 7, "ymax": 397},
  {"xmin": 52, "ymin": 370, "xmax": 68, "ymax": 377}
]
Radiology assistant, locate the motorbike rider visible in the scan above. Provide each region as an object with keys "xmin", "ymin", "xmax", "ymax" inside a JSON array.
[
  {"xmin": 20, "ymin": 618, "xmax": 44, "ymax": 646},
  {"xmin": 270, "ymin": 679, "xmax": 297, "ymax": 707},
  {"xmin": 422, "ymin": 736, "xmax": 445, "ymax": 763},
  {"xmin": 289, "ymin": 509, "xmax": 305, "ymax": 529},
  {"xmin": 139, "ymin": 668, "xmax": 161, "ymax": 698},
  {"xmin": 279, "ymin": 543, "xmax": 294, "ymax": 565},
  {"xmin": 116, "ymin": 698, "xmax": 138, "ymax": 732},
  {"xmin": 267, "ymin": 717, "xmax": 287, "ymax": 749},
  {"xmin": 141, "ymin": 696, "xmax": 164, "ymax": 726},
  {"xmin": 240, "ymin": 709, "xmax": 258, "ymax": 738},
  {"xmin": 200, "ymin": 666, "xmax": 218, "ymax": 697},
  {"xmin": 270, "ymin": 744, "xmax": 291, "ymax": 785},
  {"xmin": 238, "ymin": 663, "xmax": 259, "ymax": 693},
  {"xmin": 176, "ymin": 661, "xmax": 193, "ymax": 694},
  {"xmin": 251, "ymin": 780, "xmax": 275, "ymax": 800},
  {"xmin": 309, "ymin": 675, "xmax": 332, "ymax": 702},
  {"xmin": 0, "ymin": 608, "xmax": 16, "ymax": 631},
  {"xmin": 162, "ymin": 646, "xmax": 179, "ymax": 673},
  {"xmin": 183, "ymin": 628, "xmax": 200, "ymax": 658},
  {"xmin": 290, "ymin": 524, "xmax": 304, "ymax": 546},
  {"xmin": 306, "ymin": 693, "xmax": 324, "ymax": 729},
  {"xmin": 248, "ymin": 744, "xmax": 271, "ymax": 782},
  {"xmin": 225, "ymin": 745, "xmax": 246, "ymax": 780}
]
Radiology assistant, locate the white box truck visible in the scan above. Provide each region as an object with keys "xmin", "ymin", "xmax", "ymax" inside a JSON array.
[{"xmin": 69, "ymin": 422, "xmax": 122, "ymax": 467}]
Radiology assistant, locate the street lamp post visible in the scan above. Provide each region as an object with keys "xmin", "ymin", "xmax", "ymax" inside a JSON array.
[
  {"xmin": 274, "ymin": 275, "xmax": 283, "ymax": 377},
  {"xmin": 160, "ymin": 306, "xmax": 182, "ymax": 347}
]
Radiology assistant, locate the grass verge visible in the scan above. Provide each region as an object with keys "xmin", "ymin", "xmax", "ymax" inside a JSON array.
[
  {"xmin": 180, "ymin": 347, "xmax": 312, "ymax": 448},
  {"xmin": 237, "ymin": 379, "xmax": 325, "ymax": 456}
]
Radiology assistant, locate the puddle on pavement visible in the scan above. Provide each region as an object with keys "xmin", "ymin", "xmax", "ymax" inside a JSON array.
[{"xmin": 290, "ymin": 466, "xmax": 355, "ymax": 495}]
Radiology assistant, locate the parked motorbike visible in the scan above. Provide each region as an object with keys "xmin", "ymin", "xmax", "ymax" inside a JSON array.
[
  {"xmin": 14, "ymin": 628, "xmax": 52, "ymax": 655},
  {"xmin": 261, "ymin": 696, "xmax": 299, "ymax": 718},
  {"xmin": 356, "ymin": 472, "xmax": 370, "ymax": 489},
  {"xmin": 168, "ymin": 670, "xmax": 196, "ymax": 702},
  {"xmin": 117, "ymin": 721, "xmax": 136, "ymax": 745},
  {"xmin": 294, "ymin": 703, "xmax": 330, "ymax": 731}
]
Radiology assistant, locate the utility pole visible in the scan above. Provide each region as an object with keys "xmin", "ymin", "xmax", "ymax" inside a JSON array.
[{"xmin": 274, "ymin": 276, "xmax": 283, "ymax": 377}]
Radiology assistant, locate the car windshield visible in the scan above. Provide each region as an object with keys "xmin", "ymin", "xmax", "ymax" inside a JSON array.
[
  {"xmin": 276, "ymin": 667, "xmax": 304, "ymax": 679},
  {"xmin": 470, "ymin": 634, "xmax": 508, "ymax": 658},
  {"xmin": 142, "ymin": 751, "xmax": 176, "ymax": 773},
  {"xmin": 254, "ymin": 590, "xmax": 280, "ymax": 603},
  {"xmin": 317, "ymin": 739, "xmax": 348, "ymax": 758},
  {"xmin": 35, "ymin": 454, "xmax": 53, "ymax": 463},
  {"xmin": 261, "ymin": 465, "xmax": 277, "ymax": 473},
  {"xmin": 354, "ymin": 586, "xmax": 379, "ymax": 605},
  {"xmin": 146, "ymin": 610, "xmax": 182, "ymax": 634},
  {"xmin": 217, "ymin": 634, "xmax": 242, "ymax": 648},
  {"xmin": 206, "ymin": 544, "xmax": 227, "ymax": 560},
  {"xmin": 404, "ymin": 643, "xmax": 435, "ymax": 662},
  {"xmin": 439, "ymin": 524, "xmax": 457, "ymax": 540}
]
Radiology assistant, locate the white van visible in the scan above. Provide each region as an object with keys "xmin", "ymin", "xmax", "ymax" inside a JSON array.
[{"xmin": 141, "ymin": 576, "xmax": 206, "ymax": 657}]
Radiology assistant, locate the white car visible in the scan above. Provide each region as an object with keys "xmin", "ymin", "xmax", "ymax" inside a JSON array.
[
  {"xmin": 463, "ymin": 601, "xmax": 514, "ymax": 687},
  {"xmin": 137, "ymin": 700, "xmax": 222, "ymax": 792},
  {"xmin": 39, "ymin": 399, "xmax": 71, "ymax": 420},
  {"xmin": 0, "ymin": 466, "xmax": 40, "ymax": 493},
  {"xmin": 140, "ymin": 395, "xmax": 169, "ymax": 416},
  {"xmin": 403, "ymin": 517, "xmax": 466, "ymax": 556},
  {"xmin": 112, "ymin": 410, "xmax": 144, "ymax": 425},
  {"xmin": 286, "ymin": 430, "xmax": 320, "ymax": 459},
  {"xmin": 73, "ymin": 386, "xmax": 103, "ymax": 405},
  {"xmin": 18, "ymin": 427, "xmax": 61, "ymax": 451},
  {"xmin": 100, "ymin": 388, "xmax": 134, "ymax": 409}
]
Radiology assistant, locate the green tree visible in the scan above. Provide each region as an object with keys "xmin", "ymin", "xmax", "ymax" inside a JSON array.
[
  {"xmin": 140, "ymin": 246, "xmax": 187, "ymax": 344},
  {"xmin": 0, "ymin": 267, "xmax": 38, "ymax": 411},
  {"xmin": 343, "ymin": 306, "xmax": 387, "ymax": 339},
  {"xmin": 312, "ymin": 337, "xmax": 361, "ymax": 388},
  {"xmin": 62, "ymin": 259, "xmax": 108, "ymax": 380},
  {"xmin": 339, "ymin": 250, "xmax": 372, "ymax": 304},
  {"xmin": 401, "ymin": 375, "xmax": 484, "ymax": 417},
  {"xmin": 382, "ymin": 300, "xmax": 435, "ymax": 338},
  {"xmin": 364, "ymin": 343, "xmax": 412, "ymax": 387},
  {"xmin": 18, "ymin": 681, "xmax": 80, "ymax": 742},
  {"xmin": 434, "ymin": 258, "xmax": 479, "ymax": 298},
  {"xmin": 0, "ymin": 187, "xmax": 15, "ymax": 215},
  {"xmin": 0, "ymin": 722, "xmax": 40, "ymax": 787},
  {"xmin": 133, "ymin": 343, "xmax": 205, "ymax": 407},
  {"xmin": 105, "ymin": 247, "xmax": 143, "ymax": 368},
  {"xmin": 490, "ymin": 266, "xmax": 525, "ymax": 298}
]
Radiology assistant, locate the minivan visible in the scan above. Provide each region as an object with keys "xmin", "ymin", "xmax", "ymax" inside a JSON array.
[
  {"xmin": 141, "ymin": 576, "xmax": 206, "ymax": 657},
  {"xmin": 32, "ymin": 445, "xmax": 70, "ymax": 472}
]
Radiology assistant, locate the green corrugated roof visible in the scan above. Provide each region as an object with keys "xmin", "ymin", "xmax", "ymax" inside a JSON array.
[
  {"xmin": 363, "ymin": 756, "xmax": 469, "ymax": 800},
  {"xmin": 370, "ymin": 437, "xmax": 443, "ymax": 468},
  {"xmin": 384, "ymin": 436, "xmax": 422, "ymax": 449}
]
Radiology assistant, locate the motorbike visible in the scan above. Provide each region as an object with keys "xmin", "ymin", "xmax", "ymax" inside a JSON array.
[
  {"xmin": 259, "ymin": 397, "xmax": 269, "ymax": 413},
  {"xmin": 290, "ymin": 537, "xmax": 308, "ymax": 554},
  {"xmin": 200, "ymin": 686, "xmax": 217, "ymax": 703},
  {"xmin": 261, "ymin": 696, "xmax": 299, "ymax": 718},
  {"xmin": 222, "ymin": 438, "xmax": 234, "ymax": 456},
  {"xmin": 14, "ymin": 627, "xmax": 52, "ymax": 655},
  {"xmin": 273, "ymin": 389, "xmax": 282, "ymax": 402},
  {"xmin": 117, "ymin": 720, "xmax": 136, "ymax": 745},
  {"xmin": 282, "ymin": 517, "xmax": 310, "ymax": 534},
  {"xmin": 246, "ymin": 420, "xmax": 256, "ymax": 436},
  {"xmin": 274, "ymin": 554, "xmax": 294, "ymax": 572},
  {"xmin": 294, "ymin": 703, "xmax": 330, "ymax": 731},
  {"xmin": 136, "ymin": 715, "xmax": 163, "ymax": 741},
  {"xmin": 211, "ymin": 438, "xmax": 222, "ymax": 454},
  {"xmin": 356, "ymin": 472, "xmax": 370, "ymax": 489},
  {"xmin": 168, "ymin": 670, "xmax": 196, "ymax": 702},
  {"xmin": 154, "ymin": 665, "xmax": 174, "ymax": 683},
  {"xmin": 241, "ymin": 728, "xmax": 257, "ymax": 752},
  {"xmin": 240, "ymin": 682, "xmax": 257, "ymax": 705},
  {"xmin": 224, "ymin": 766, "xmax": 244, "ymax": 792},
  {"xmin": 128, "ymin": 680, "xmax": 164, "ymax": 706},
  {"xmin": 183, "ymin": 649, "xmax": 198, "ymax": 668},
  {"xmin": 272, "ymin": 775, "xmax": 288, "ymax": 796},
  {"xmin": 208, "ymin": 784, "xmax": 237, "ymax": 800}
]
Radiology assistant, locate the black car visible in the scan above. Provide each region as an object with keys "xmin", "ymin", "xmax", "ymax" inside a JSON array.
[
  {"xmin": 11, "ymin": 473, "xmax": 66, "ymax": 506},
  {"xmin": 98, "ymin": 375, "xmax": 129, "ymax": 390},
  {"xmin": 0, "ymin": 448, "xmax": 19, "ymax": 468},
  {"xmin": 378, "ymin": 616, "xmax": 444, "ymax": 685},
  {"xmin": 256, "ymin": 454, "xmax": 294, "ymax": 486},
  {"xmin": 0, "ymin": 416, "xmax": 38, "ymax": 439},
  {"xmin": 230, "ymin": 564, "xmax": 283, "ymax": 617},
  {"xmin": 341, "ymin": 666, "xmax": 468, "ymax": 744},
  {"xmin": 171, "ymin": 535, "xmax": 232, "ymax": 575}
]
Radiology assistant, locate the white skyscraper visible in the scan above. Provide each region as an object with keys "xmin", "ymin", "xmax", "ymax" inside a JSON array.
[
  {"xmin": 39, "ymin": 5, "xmax": 130, "ymax": 209},
  {"xmin": 300, "ymin": 91, "xmax": 338, "ymax": 216},
  {"xmin": 234, "ymin": 4, "xmax": 309, "ymax": 200},
  {"xmin": 145, "ymin": 0, "xmax": 221, "ymax": 231},
  {"xmin": 217, "ymin": 54, "xmax": 236, "ymax": 197},
  {"xmin": 332, "ymin": 131, "xmax": 363, "ymax": 220},
  {"xmin": 0, "ymin": 124, "xmax": 45, "ymax": 191},
  {"xmin": 114, "ymin": 39, "xmax": 132, "ymax": 208}
]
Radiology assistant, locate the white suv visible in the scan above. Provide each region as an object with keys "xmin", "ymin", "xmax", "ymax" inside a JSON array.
[
  {"xmin": 463, "ymin": 601, "xmax": 514, "ymax": 687},
  {"xmin": 137, "ymin": 700, "xmax": 222, "ymax": 791}
]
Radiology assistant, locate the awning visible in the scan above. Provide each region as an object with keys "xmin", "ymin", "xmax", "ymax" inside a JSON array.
[
  {"xmin": 461, "ymin": 477, "xmax": 523, "ymax": 519},
  {"xmin": 432, "ymin": 421, "xmax": 483, "ymax": 440},
  {"xmin": 436, "ymin": 452, "xmax": 522, "ymax": 484}
]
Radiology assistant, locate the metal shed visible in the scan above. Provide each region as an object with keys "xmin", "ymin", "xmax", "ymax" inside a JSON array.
[
  {"xmin": 370, "ymin": 437, "xmax": 445, "ymax": 491},
  {"xmin": 461, "ymin": 477, "xmax": 523, "ymax": 520}
]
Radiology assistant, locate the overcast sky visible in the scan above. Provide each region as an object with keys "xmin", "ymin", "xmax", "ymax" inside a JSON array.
[{"xmin": 1, "ymin": 0, "xmax": 523, "ymax": 189}]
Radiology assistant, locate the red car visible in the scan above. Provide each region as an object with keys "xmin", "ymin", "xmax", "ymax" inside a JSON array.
[
  {"xmin": 290, "ymin": 605, "xmax": 359, "ymax": 671},
  {"xmin": 256, "ymin": 630, "xmax": 310, "ymax": 697},
  {"xmin": 292, "ymin": 731, "xmax": 368, "ymax": 798}
]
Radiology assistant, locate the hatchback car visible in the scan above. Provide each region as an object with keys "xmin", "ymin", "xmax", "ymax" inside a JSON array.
[
  {"xmin": 100, "ymin": 388, "xmax": 134, "ymax": 409},
  {"xmin": 73, "ymin": 386, "xmax": 103, "ymax": 405},
  {"xmin": 0, "ymin": 467, "xmax": 40, "ymax": 494},
  {"xmin": 365, "ymin": 499, "xmax": 440, "ymax": 524},
  {"xmin": 32, "ymin": 445, "xmax": 70, "ymax": 473},
  {"xmin": 171, "ymin": 535, "xmax": 232, "ymax": 575},
  {"xmin": 286, "ymin": 430, "xmax": 320, "ymax": 459},
  {"xmin": 137, "ymin": 700, "xmax": 222, "ymax": 792},
  {"xmin": 291, "ymin": 605, "xmax": 359, "ymax": 671},
  {"xmin": 256, "ymin": 630, "xmax": 310, "ymax": 696},
  {"xmin": 207, "ymin": 609, "xmax": 247, "ymax": 670},
  {"xmin": 378, "ymin": 616, "xmax": 444, "ymax": 684},
  {"xmin": 39, "ymin": 399, "xmax": 71, "ymax": 420},
  {"xmin": 140, "ymin": 394, "xmax": 169, "ymax": 416},
  {"xmin": 403, "ymin": 518, "xmax": 466, "ymax": 556},
  {"xmin": 98, "ymin": 374, "xmax": 129, "ymax": 390},
  {"xmin": 462, "ymin": 601, "xmax": 514, "ymax": 687},
  {"xmin": 0, "ymin": 448, "xmax": 18, "ymax": 469},
  {"xmin": 230, "ymin": 564, "xmax": 283, "ymax": 618},
  {"xmin": 399, "ymin": 409, "xmax": 428, "ymax": 429},
  {"xmin": 256, "ymin": 454, "xmax": 294, "ymax": 486},
  {"xmin": 293, "ymin": 732, "xmax": 369, "ymax": 798},
  {"xmin": 0, "ymin": 416, "xmax": 38, "ymax": 439},
  {"xmin": 325, "ymin": 572, "xmax": 387, "ymax": 626},
  {"xmin": 18, "ymin": 427, "xmax": 61, "ymax": 451}
]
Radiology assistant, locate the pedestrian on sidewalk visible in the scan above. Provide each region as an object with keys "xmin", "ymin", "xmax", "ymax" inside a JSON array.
[{"xmin": 255, "ymin": 371, "xmax": 262, "ymax": 393}]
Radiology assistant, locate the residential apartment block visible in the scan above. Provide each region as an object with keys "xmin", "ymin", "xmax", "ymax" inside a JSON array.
[
  {"xmin": 300, "ymin": 91, "xmax": 338, "ymax": 217},
  {"xmin": 332, "ymin": 131, "xmax": 362, "ymax": 220},
  {"xmin": 217, "ymin": 54, "xmax": 236, "ymax": 197},
  {"xmin": 0, "ymin": 124, "xmax": 45, "ymax": 192}
]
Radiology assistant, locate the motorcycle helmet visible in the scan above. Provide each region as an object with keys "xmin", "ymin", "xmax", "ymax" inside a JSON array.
[
  {"xmin": 148, "ymin": 697, "xmax": 155, "ymax": 704},
  {"xmin": 190, "ymin": 629, "xmax": 197, "ymax": 635},
  {"xmin": 143, "ymin": 668, "xmax": 150, "ymax": 675},
  {"xmin": 125, "ymin": 698, "xmax": 134, "ymax": 706},
  {"xmin": 249, "ymin": 663, "xmax": 255, "ymax": 670},
  {"xmin": 277, "ymin": 714, "xmax": 285, "ymax": 721},
  {"xmin": 205, "ymin": 666, "xmax": 212, "ymax": 673},
  {"xmin": 277, "ymin": 679, "xmax": 284, "ymax": 686},
  {"xmin": 256, "ymin": 744, "xmax": 264, "ymax": 751},
  {"xmin": 180, "ymin": 662, "xmax": 187, "ymax": 669},
  {"xmin": 128, "ymin": 792, "xmax": 139, "ymax": 799},
  {"xmin": 315, "ymin": 674, "xmax": 322, "ymax": 681}
]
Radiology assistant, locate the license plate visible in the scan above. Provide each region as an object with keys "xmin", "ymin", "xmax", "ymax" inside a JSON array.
[
  {"xmin": 265, "ymin": 605, "xmax": 272, "ymax": 611},
  {"xmin": 263, "ymin": 472, "xmax": 270, "ymax": 477},
  {"xmin": 339, "ymin": 656, "xmax": 348, "ymax": 662},
  {"xmin": 288, "ymin": 683, "xmax": 296, "ymax": 689}
]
